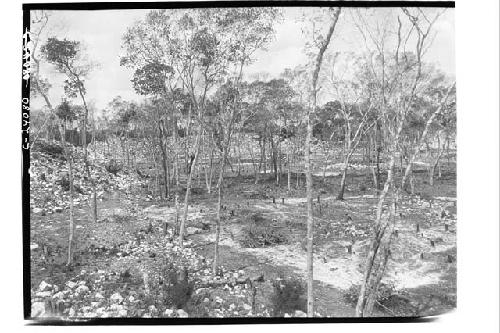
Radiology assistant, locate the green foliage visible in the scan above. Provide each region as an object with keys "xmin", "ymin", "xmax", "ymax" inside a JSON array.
[{"xmin": 270, "ymin": 277, "xmax": 306, "ymax": 316}]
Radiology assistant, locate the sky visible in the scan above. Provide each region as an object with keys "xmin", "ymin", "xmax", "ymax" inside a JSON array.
[{"xmin": 31, "ymin": 7, "xmax": 455, "ymax": 111}]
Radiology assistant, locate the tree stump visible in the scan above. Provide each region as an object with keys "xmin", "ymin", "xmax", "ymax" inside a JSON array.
[
  {"xmin": 394, "ymin": 230, "xmax": 398, "ymax": 238},
  {"xmin": 430, "ymin": 240, "xmax": 435, "ymax": 247},
  {"xmin": 444, "ymin": 224, "xmax": 449, "ymax": 232},
  {"xmin": 416, "ymin": 223, "xmax": 420, "ymax": 233},
  {"xmin": 347, "ymin": 244, "xmax": 352, "ymax": 254},
  {"xmin": 420, "ymin": 253, "xmax": 424, "ymax": 260},
  {"xmin": 282, "ymin": 197, "xmax": 285, "ymax": 204},
  {"xmin": 447, "ymin": 254, "xmax": 453, "ymax": 263}
]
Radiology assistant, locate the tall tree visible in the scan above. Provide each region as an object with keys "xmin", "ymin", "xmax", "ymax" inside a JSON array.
[
  {"xmin": 304, "ymin": 7, "xmax": 342, "ymax": 317},
  {"xmin": 353, "ymin": 7, "xmax": 452, "ymax": 317},
  {"xmin": 29, "ymin": 12, "xmax": 77, "ymax": 265},
  {"xmin": 41, "ymin": 37, "xmax": 98, "ymax": 223},
  {"xmin": 122, "ymin": 8, "xmax": 280, "ymax": 249}
]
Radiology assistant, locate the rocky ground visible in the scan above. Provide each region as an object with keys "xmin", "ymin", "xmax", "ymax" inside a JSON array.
[{"xmin": 29, "ymin": 140, "xmax": 457, "ymax": 319}]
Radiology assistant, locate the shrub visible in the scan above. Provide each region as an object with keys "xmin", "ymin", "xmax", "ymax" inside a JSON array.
[
  {"xmin": 106, "ymin": 159, "xmax": 123, "ymax": 175},
  {"xmin": 184, "ymin": 291, "xmax": 210, "ymax": 317},
  {"xmin": 343, "ymin": 282, "xmax": 405, "ymax": 312},
  {"xmin": 270, "ymin": 278, "xmax": 306, "ymax": 316},
  {"xmin": 240, "ymin": 214, "xmax": 289, "ymax": 248},
  {"xmin": 161, "ymin": 264, "xmax": 194, "ymax": 309},
  {"xmin": 59, "ymin": 175, "xmax": 70, "ymax": 191},
  {"xmin": 240, "ymin": 223, "xmax": 288, "ymax": 248},
  {"xmin": 35, "ymin": 140, "xmax": 64, "ymax": 158}
]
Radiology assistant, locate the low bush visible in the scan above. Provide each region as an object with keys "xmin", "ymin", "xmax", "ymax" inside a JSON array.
[
  {"xmin": 343, "ymin": 282, "xmax": 407, "ymax": 313},
  {"xmin": 270, "ymin": 277, "xmax": 306, "ymax": 316},
  {"xmin": 184, "ymin": 291, "xmax": 211, "ymax": 317},
  {"xmin": 160, "ymin": 264, "xmax": 194, "ymax": 309},
  {"xmin": 240, "ymin": 219, "xmax": 289, "ymax": 248},
  {"xmin": 106, "ymin": 159, "xmax": 123, "ymax": 175},
  {"xmin": 34, "ymin": 140, "xmax": 64, "ymax": 158}
]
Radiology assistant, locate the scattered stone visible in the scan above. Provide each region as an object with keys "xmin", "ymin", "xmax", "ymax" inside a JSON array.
[
  {"xmin": 95, "ymin": 292, "xmax": 104, "ymax": 299},
  {"xmin": 186, "ymin": 227, "xmax": 201, "ymax": 236},
  {"xmin": 68, "ymin": 307, "xmax": 75, "ymax": 317},
  {"xmin": 176, "ymin": 309, "xmax": 188, "ymax": 318},
  {"xmin": 35, "ymin": 291, "xmax": 52, "ymax": 298},
  {"xmin": 110, "ymin": 292, "xmax": 123, "ymax": 303},
  {"xmin": 38, "ymin": 280, "xmax": 52, "ymax": 291},
  {"xmin": 33, "ymin": 207, "xmax": 43, "ymax": 214},
  {"xmin": 31, "ymin": 302, "xmax": 45, "ymax": 317},
  {"xmin": 294, "ymin": 310, "xmax": 307, "ymax": 317},
  {"xmin": 66, "ymin": 281, "xmax": 77, "ymax": 289},
  {"xmin": 52, "ymin": 291, "xmax": 65, "ymax": 300},
  {"xmin": 76, "ymin": 285, "xmax": 89, "ymax": 294},
  {"xmin": 250, "ymin": 272, "xmax": 264, "ymax": 282},
  {"xmin": 164, "ymin": 309, "xmax": 174, "ymax": 316},
  {"xmin": 30, "ymin": 243, "xmax": 39, "ymax": 251}
]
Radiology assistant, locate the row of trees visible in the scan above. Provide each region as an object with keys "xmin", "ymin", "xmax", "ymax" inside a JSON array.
[{"xmin": 29, "ymin": 7, "xmax": 455, "ymax": 317}]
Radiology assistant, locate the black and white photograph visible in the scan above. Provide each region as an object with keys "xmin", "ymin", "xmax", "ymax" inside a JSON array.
[{"xmin": 10, "ymin": 0, "xmax": 497, "ymax": 327}]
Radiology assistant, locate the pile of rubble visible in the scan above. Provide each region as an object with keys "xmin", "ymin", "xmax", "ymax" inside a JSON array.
[{"xmin": 30, "ymin": 139, "xmax": 145, "ymax": 215}]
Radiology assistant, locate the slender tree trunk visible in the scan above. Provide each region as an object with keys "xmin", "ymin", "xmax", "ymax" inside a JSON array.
[
  {"xmin": 65, "ymin": 153, "xmax": 76, "ymax": 265},
  {"xmin": 287, "ymin": 152, "xmax": 292, "ymax": 192},
  {"xmin": 356, "ymin": 150, "xmax": 397, "ymax": 317},
  {"xmin": 356, "ymin": 84, "xmax": 455, "ymax": 317},
  {"xmin": 185, "ymin": 104, "xmax": 192, "ymax": 173},
  {"xmin": 371, "ymin": 166, "xmax": 378, "ymax": 189},
  {"xmin": 205, "ymin": 136, "xmax": 215, "ymax": 194},
  {"xmin": 178, "ymin": 119, "xmax": 203, "ymax": 249},
  {"xmin": 237, "ymin": 133, "xmax": 242, "ymax": 177},
  {"xmin": 305, "ymin": 8, "xmax": 341, "ymax": 317},
  {"xmin": 270, "ymin": 138, "xmax": 278, "ymax": 183},
  {"xmin": 158, "ymin": 120, "xmax": 170, "ymax": 197},
  {"xmin": 173, "ymin": 115, "xmax": 180, "ymax": 188},
  {"xmin": 213, "ymin": 182, "xmax": 223, "ymax": 273},
  {"xmin": 305, "ymin": 110, "xmax": 315, "ymax": 317},
  {"xmin": 79, "ymin": 94, "xmax": 98, "ymax": 224},
  {"xmin": 429, "ymin": 135, "xmax": 444, "ymax": 186},
  {"xmin": 337, "ymin": 163, "xmax": 348, "ymax": 200},
  {"xmin": 33, "ymin": 78, "xmax": 76, "ymax": 266}
]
